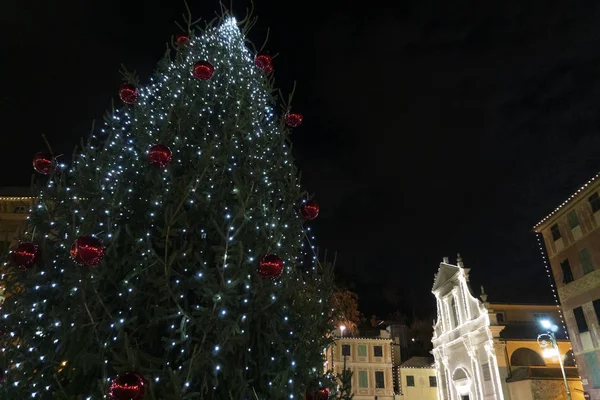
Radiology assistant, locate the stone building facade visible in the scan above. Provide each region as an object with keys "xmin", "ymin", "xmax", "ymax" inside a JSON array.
[
  {"xmin": 534, "ymin": 173, "xmax": 600, "ymax": 398},
  {"xmin": 328, "ymin": 329, "xmax": 396, "ymax": 399}
]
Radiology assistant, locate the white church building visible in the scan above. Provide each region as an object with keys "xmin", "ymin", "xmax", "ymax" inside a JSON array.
[
  {"xmin": 431, "ymin": 255, "xmax": 505, "ymax": 400},
  {"xmin": 430, "ymin": 255, "xmax": 584, "ymax": 400}
]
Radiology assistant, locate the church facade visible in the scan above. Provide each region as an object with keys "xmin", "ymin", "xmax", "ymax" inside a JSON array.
[
  {"xmin": 431, "ymin": 256, "xmax": 505, "ymax": 400},
  {"xmin": 430, "ymin": 255, "xmax": 584, "ymax": 400}
]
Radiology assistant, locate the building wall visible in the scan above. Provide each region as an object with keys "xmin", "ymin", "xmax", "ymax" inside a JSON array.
[
  {"xmin": 0, "ymin": 197, "xmax": 31, "ymax": 246},
  {"xmin": 399, "ymin": 367, "xmax": 438, "ymax": 400},
  {"xmin": 0, "ymin": 194, "xmax": 33, "ymax": 303},
  {"xmin": 536, "ymin": 178, "xmax": 600, "ymax": 397},
  {"xmin": 330, "ymin": 337, "xmax": 395, "ymax": 399},
  {"xmin": 507, "ymin": 379, "xmax": 585, "ymax": 400},
  {"xmin": 506, "ymin": 380, "xmax": 533, "ymax": 400},
  {"xmin": 490, "ymin": 304, "xmax": 562, "ymax": 324},
  {"xmin": 504, "ymin": 340, "xmax": 573, "ymax": 367}
]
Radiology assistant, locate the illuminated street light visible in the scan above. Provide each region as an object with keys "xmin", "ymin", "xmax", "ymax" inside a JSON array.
[{"xmin": 538, "ymin": 320, "xmax": 572, "ymax": 400}]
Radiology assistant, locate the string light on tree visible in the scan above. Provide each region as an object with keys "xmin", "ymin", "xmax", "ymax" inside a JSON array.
[{"xmin": 0, "ymin": 12, "xmax": 335, "ymax": 400}]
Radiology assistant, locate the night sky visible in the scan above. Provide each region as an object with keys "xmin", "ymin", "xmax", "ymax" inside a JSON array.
[{"xmin": 4, "ymin": 1, "xmax": 600, "ymax": 319}]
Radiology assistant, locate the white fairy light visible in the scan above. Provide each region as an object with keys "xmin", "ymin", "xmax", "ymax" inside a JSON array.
[{"xmin": 1, "ymin": 13, "xmax": 333, "ymax": 400}]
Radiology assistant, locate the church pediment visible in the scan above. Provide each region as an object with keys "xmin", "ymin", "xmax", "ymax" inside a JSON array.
[{"xmin": 432, "ymin": 262, "xmax": 461, "ymax": 292}]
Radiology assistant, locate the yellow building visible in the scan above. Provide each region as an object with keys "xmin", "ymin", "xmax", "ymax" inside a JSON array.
[
  {"xmin": 488, "ymin": 302, "xmax": 583, "ymax": 400},
  {"xmin": 0, "ymin": 187, "xmax": 35, "ymax": 303},
  {"xmin": 328, "ymin": 328, "xmax": 395, "ymax": 399},
  {"xmin": 534, "ymin": 173, "xmax": 600, "ymax": 398},
  {"xmin": 399, "ymin": 356, "xmax": 438, "ymax": 400}
]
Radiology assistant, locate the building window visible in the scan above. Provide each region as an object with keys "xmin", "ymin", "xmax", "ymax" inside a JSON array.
[
  {"xmin": 589, "ymin": 192, "xmax": 600, "ymax": 213},
  {"xmin": 342, "ymin": 344, "xmax": 351, "ymax": 356},
  {"xmin": 573, "ymin": 306, "xmax": 589, "ymax": 333},
  {"xmin": 496, "ymin": 312, "xmax": 505, "ymax": 323},
  {"xmin": 533, "ymin": 312, "xmax": 549, "ymax": 322},
  {"xmin": 375, "ymin": 371, "xmax": 385, "ymax": 388},
  {"xmin": 579, "ymin": 248, "xmax": 594, "ymax": 275},
  {"xmin": 373, "ymin": 345, "xmax": 383, "ymax": 357},
  {"xmin": 567, "ymin": 210, "xmax": 580, "ymax": 229},
  {"xmin": 429, "ymin": 376, "xmax": 437, "ymax": 387},
  {"xmin": 358, "ymin": 370, "xmax": 368, "ymax": 388},
  {"xmin": 482, "ymin": 363, "xmax": 491, "ymax": 381},
  {"xmin": 561, "ymin": 259, "xmax": 574, "ymax": 284},
  {"xmin": 584, "ymin": 352, "xmax": 600, "ymax": 388},
  {"xmin": 448, "ymin": 296, "xmax": 459, "ymax": 328},
  {"xmin": 357, "ymin": 344, "xmax": 367, "ymax": 357},
  {"xmin": 594, "ymin": 299, "xmax": 600, "ymax": 325},
  {"xmin": 406, "ymin": 375, "xmax": 415, "ymax": 387},
  {"xmin": 551, "ymin": 223, "xmax": 561, "ymax": 241}
]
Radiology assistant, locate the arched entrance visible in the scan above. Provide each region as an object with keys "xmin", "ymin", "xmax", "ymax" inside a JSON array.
[{"xmin": 452, "ymin": 367, "xmax": 472, "ymax": 399}]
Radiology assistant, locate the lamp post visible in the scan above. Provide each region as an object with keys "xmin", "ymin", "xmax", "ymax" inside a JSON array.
[
  {"xmin": 538, "ymin": 320, "xmax": 572, "ymax": 400},
  {"xmin": 340, "ymin": 325, "xmax": 346, "ymax": 337}
]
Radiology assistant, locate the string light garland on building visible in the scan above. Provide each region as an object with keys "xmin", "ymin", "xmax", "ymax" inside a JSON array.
[
  {"xmin": 530, "ymin": 173, "xmax": 600, "ymax": 367},
  {"xmin": 0, "ymin": 14, "xmax": 335, "ymax": 399},
  {"xmin": 533, "ymin": 171, "xmax": 600, "ymax": 230},
  {"xmin": 534, "ymin": 234, "xmax": 576, "ymax": 367}
]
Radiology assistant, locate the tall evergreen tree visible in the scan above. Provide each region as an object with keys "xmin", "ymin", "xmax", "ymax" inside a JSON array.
[{"xmin": 1, "ymin": 10, "xmax": 333, "ymax": 399}]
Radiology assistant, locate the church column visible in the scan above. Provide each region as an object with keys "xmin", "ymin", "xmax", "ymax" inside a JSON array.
[
  {"xmin": 485, "ymin": 343, "xmax": 505, "ymax": 400},
  {"xmin": 434, "ymin": 360, "xmax": 445, "ymax": 400},
  {"xmin": 467, "ymin": 346, "xmax": 484, "ymax": 400},
  {"xmin": 442, "ymin": 355, "xmax": 456, "ymax": 400}
]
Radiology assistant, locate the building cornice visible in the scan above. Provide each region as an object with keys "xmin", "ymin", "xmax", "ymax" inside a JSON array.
[
  {"xmin": 333, "ymin": 336, "xmax": 393, "ymax": 342},
  {"xmin": 533, "ymin": 171, "xmax": 600, "ymax": 231}
]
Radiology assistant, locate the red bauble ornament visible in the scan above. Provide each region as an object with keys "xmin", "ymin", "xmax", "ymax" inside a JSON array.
[
  {"xmin": 285, "ymin": 112, "xmax": 303, "ymax": 128},
  {"xmin": 258, "ymin": 254, "xmax": 284, "ymax": 279},
  {"xmin": 193, "ymin": 60, "xmax": 215, "ymax": 80},
  {"xmin": 306, "ymin": 388, "xmax": 329, "ymax": 400},
  {"xmin": 32, "ymin": 152, "xmax": 56, "ymax": 175},
  {"xmin": 300, "ymin": 200, "xmax": 319, "ymax": 220},
  {"xmin": 255, "ymin": 54, "xmax": 273, "ymax": 73},
  {"xmin": 119, "ymin": 83, "xmax": 138, "ymax": 105},
  {"xmin": 148, "ymin": 144, "xmax": 172, "ymax": 168},
  {"xmin": 70, "ymin": 236, "xmax": 105, "ymax": 267},
  {"xmin": 108, "ymin": 372, "xmax": 147, "ymax": 400},
  {"xmin": 11, "ymin": 242, "xmax": 40, "ymax": 270},
  {"xmin": 315, "ymin": 388, "xmax": 329, "ymax": 400},
  {"xmin": 175, "ymin": 34, "xmax": 189, "ymax": 46}
]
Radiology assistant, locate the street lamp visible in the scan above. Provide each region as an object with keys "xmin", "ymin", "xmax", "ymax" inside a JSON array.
[
  {"xmin": 339, "ymin": 325, "xmax": 346, "ymax": 337},
  {"xmin": 538, "ymin": 320, "xmax": 572, "ymax": 400}
]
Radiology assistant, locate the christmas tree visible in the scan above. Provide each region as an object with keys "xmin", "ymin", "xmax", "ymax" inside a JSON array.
[{"xmin": 1, "ymin": 10, "xmax": 334, "ymax": 400}]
